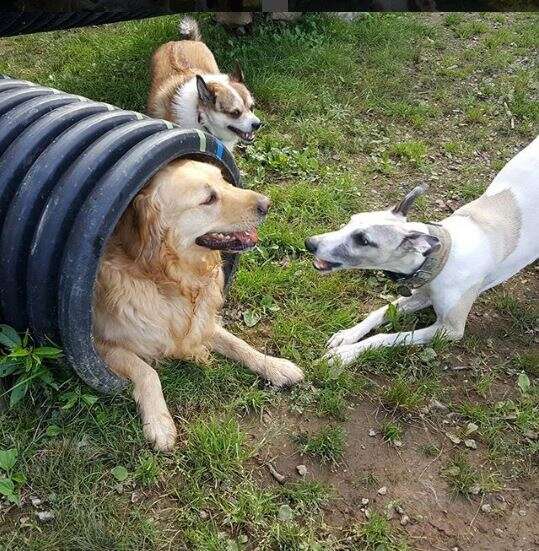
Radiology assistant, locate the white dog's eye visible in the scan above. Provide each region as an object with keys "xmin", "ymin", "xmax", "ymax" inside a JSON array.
[
  {"xmin": 230, "ymin": 109, "xmax": 241, "ymax": 118},
  {"xmin": 353, "ymin": 231, "xmax": 370, "ymax": 247},
  {"xmin": 201, "ymin": 191, "xmax": 218, "ymax": 206}
]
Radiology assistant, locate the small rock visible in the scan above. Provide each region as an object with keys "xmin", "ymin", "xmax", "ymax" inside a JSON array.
[
  {"xmin": 446, "ymin": 432, "xmax": 461, "ymax": 444},
  {"xmin": 30, "ymin": 497, "xmax": 42, "ymax": 508},
  {"xmin": 19, "ymin": 516, "xmax": 30, "ymax": 524},
  {"xmin": 518, "ymin": 509, "xmax": 527, "ymax": 517},
  {"xmin": 481, "ymin": 503, "xmax": 492, "ymax": 513},
  {"xmin": 368, "ymin": 429, "xmax": 377, "ymax": 437},
  {"xmin": 238, "ymin": 534, "xmax": 248, "ymax": 544},
  {"xmin": 199, "ymin": 510, "xmax": 209, "ymax": 520},
  {"xmin": 430, "ymin": 398, "xmax": 448, "ymax": 411},
  {"xmin": 470, "ymin": 484, "xmax": 481, "ymax": 495},
  {"xmin": 400, "ymin": 514, "xmax": 410, "ymax": 526},
  {"xmin": 296, "ymin": 465, "xmax": 307, "ymax": 476},
  {"xmin": 361, "ymin": 498, "xmax": 369, "ymax": 506},
  {"xmin": 393, "ymin": 440, "xmax": 403, "ymax": 448},
  {"xmin": 278, "ymin": 504, "xmax": 294, "ymax": 522},
  {"xmin": 464, "ymin": 438, "xmax": 477, "ymax": 449},
  {"xmin": 378, "ymin": 486, "xmax": 388, "ymax": 496},
  {"xmin": 494, "ymin": 528, "xmax": 504, "ymax": 537},
  {"xmin": 36, "ymin": 511, "xmax": 55, "ymax": 522},
  {"xmin": 466, "ymin": 422, "xmax": 478, "ymax": 434},
  {"xmin": 395, "ymin": 504, "xmax": 405, "ymax": 515},
  {"xmin": 364, "ymin": 508, "xmax": 371, "ymax": 519}
]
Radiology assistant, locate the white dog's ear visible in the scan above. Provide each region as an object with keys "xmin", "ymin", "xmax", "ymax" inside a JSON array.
[
  {"xmin": 392, "ymin": 185, "xmax": 428, "ymax": 217},
  {"xmin": 230, "ymin": 60, "xmax": 245, "ymax": 83},
  {"xmin": 196, "ymin": 75, "xmax": 215, "ymax": 105},
  {"xmin": 401, "ymin": 231, "xmax": 440, "ymax": 256}
]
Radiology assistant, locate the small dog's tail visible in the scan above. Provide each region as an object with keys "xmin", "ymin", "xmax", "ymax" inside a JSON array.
[{"xmin": 179, "ymin": 16, "xmax": 202, "ymax": 42}]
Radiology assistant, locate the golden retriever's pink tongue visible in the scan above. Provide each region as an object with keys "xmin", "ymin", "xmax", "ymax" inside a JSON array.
[{"xmin": 237, "ymin": 228, "xmax": 257, "ymax": 244}]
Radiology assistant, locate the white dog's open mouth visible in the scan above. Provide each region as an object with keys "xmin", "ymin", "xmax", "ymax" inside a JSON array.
[
  {"xmin": 227, "ymin": 126, "xmax": 255, "ymax": 143},
  {"xmin": 196, "ymin": 228, "xmax": 258, "ymax": 252},
  {"xmin": 313, "ymin": 258, "xmax": 342, "ymax": 272}
]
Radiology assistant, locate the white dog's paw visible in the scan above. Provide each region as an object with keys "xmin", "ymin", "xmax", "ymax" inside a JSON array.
[
  {"xmin": 324, "ymin": 344, "xmax": 362, "ymax": 367},
  {"xmin": 143, "ymin": 412, "xmax": 177, "ymax": 452},
  {"xmin": 265, "ymin": 358, "xmax": 304, "ymax": 388},
  {"xmin": 327, "ymin": 328, "xmax": 361, "ymax": 349}
]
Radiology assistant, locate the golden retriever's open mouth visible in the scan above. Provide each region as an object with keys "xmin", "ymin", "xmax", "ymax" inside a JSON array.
[
  {"xmin": 227, "ymin": 126, "xmax": 255, "ymax": 143},
  {"xmin": 196, "ymin": 228, "xmax": 258, "ymax": 252}
]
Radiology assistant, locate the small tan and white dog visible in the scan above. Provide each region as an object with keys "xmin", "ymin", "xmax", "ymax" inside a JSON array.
[
  {"xmin": 147, "ymin": 17, "xmax": 261, "ymax": 151},
  {"xmin": 306, "ymin": 136, "xmax": 539, "ymax": 365}
]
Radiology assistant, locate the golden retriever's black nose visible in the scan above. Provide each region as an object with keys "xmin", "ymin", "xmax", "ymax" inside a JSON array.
[
  {"xmin": 304, "ymin": 237, "xmax": 318, "ymax": 253},
  {"xmin": 257, "ymin": 196, "xmax": 271, "ymax": 216},
  {"xmin": 251, "ymin": 120, "xmax": 261, "ymax": 130}
]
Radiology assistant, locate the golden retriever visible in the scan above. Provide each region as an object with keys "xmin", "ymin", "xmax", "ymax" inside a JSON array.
[{"xmin": 93, "ymin": 159, "xmax": 304, "ymax": 451}]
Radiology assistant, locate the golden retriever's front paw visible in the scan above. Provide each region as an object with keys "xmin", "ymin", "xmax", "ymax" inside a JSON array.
[
  {"xmin": 143, "ymin": 412, "xmax": 177, "ymax": 452},
  {"xmin": 265, "ymin": 358, "xmax": 304, "ymax": 388}
]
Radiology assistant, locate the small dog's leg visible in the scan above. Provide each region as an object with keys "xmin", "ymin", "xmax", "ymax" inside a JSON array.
[
  {"xmin": 325, "ymin": 288, "xmax": 478, "ymax": 366},
  {"xmin": 97, "ymin": 343, "xmax": 177, "ymax": 452},
  {"xmin": 212, "ymin": 326, "xmax": 304, "ymax": 387},
  {"xmin": 327, "ymin": 291, "xmax": 431, "ymax": 349},
  {"xmin": 325, "ymin": 324, "xmax": 444, "ymax": 366}
]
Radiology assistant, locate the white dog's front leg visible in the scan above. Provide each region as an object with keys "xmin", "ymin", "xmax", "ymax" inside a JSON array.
[
  {"xmin": 325, "ymin": 323, "xmax": 445, "ymax": 366},
  {"xmin": 327, "ymin": 292, "xmax": 431, "ymax": 349}
]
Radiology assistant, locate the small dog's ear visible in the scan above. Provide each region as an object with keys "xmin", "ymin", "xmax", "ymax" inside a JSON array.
[
  {"xmin": 230, "ymin": 60, "xmax": 245, "ymax": 83},
  {"xmin": 196, "ymin": 75, "xmax": 215, "ymax": 105},
  {"xmin": 401, "ymin": 231, "xmax": 440, "ymax": 257},
  {"xmin": 392, "ymin": 185, "xmax": 428, "ymax": 217}
]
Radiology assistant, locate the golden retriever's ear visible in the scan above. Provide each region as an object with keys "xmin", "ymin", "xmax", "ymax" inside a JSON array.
[{"xmin": 131, "ymin": 189, "xmax": 164, "ymax": 262}]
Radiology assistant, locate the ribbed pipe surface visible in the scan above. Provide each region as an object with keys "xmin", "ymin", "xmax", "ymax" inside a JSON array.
[{"xmin": 0, "ymin": 76, "xmax": 241, "ymax": 393}]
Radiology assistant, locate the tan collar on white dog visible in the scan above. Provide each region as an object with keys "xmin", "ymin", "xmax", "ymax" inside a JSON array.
[{"xmin": 387, "ymin": 223, "xmax": 452, "ymax": 297}]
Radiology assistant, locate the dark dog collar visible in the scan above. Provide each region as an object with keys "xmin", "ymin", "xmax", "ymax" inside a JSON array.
[
  {"xmin": 197, "ymin": 111, "xmax": 213, "ymax": 136},
  {"xmin": 384, "ymin": 223, "xmax": 452, "ymax": 297}
]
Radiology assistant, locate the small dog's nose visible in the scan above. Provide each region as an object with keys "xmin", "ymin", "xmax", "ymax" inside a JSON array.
[
  {"xmin": 304, "ymin": 237, "xmax": 318, "ymax": 253},
  {"xmin": 251, "ymin": 120, "xmax": 261, "ymax": 130},
  {"xmin": 256, "ymin": 196, "xmax": 271, "ymax": 216}
]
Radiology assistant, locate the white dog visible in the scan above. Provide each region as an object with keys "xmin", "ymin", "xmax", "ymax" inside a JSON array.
[{"xmin": 306, "ymin": 137, "xmax": 539, "ymax": 365}]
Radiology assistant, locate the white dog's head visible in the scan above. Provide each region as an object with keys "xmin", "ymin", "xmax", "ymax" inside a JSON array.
[
  {"xmin": 305, "ymin": 186, "xmax": 441, "ymax": 275},
  {"xmin": 196, "ymin": 64, "xmax": 260, "ymax": 147}
]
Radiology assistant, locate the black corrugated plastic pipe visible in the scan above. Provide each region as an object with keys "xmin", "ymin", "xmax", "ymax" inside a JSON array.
[
  {"xmin": 0, "ymin": 11, "xmax": 165, "ymax": 38},
  {"xmin": 0, "ymin": 76, "xmax": 242, "ymax": 393}
]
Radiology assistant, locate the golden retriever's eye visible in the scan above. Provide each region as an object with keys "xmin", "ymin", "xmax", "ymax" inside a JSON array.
[
  {"xmin": 230, "ymin": 109, "xmax": 241, "ymax": 118},
  {"xmin": 201, "ymin": 191, "xmax": 218, "ymax": 206}
]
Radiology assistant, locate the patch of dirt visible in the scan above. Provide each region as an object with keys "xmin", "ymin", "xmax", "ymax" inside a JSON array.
[{"xmin": 250, "ymin": 398, "xmax": 538, "ymax": 551}]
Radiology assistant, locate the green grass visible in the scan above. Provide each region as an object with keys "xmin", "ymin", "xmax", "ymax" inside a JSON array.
[
  {"xmin": 183, "ymin": 416, "xmax": 251, "ymax": 482},
  {"xmin": 0, "ymin": 11, "xmax": 537, "ymax": 550},
  {"xmin": 381, "ymin": 377, "xmax": 430, "ymax": 412},
  {"xmin": 296, "ymin": 425, "xmax": 346, "ymax": 464},
  {"xmin": 381, "ymin": 420, "xmax": 404, "ymax": 444},
  {"xmin": 442, "ymin": 453, "xmax": 481, "ymax": 497},
  {"xmin": 351, "ymin": 512, "xmax": 411, "ymax": 550}
]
